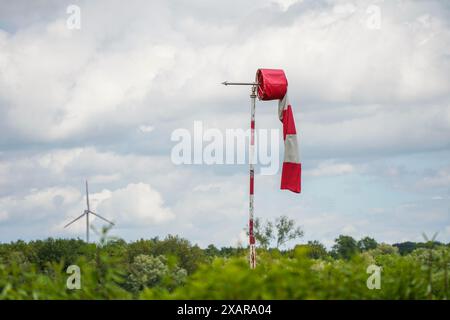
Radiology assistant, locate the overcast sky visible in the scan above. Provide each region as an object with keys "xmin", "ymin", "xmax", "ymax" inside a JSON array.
[{"xmin": 0, "ymin": 0, "xmax": 449, "ymax": 247}]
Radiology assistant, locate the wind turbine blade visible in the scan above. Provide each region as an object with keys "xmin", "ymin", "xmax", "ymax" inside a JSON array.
[
  {"xmin": 89, "ymin": 211, "xmax": 115, "ymax": 225},
  {"xmin": 431, "ymin": 232, "xmax": 439, "ymax": 242},
  {"xmin": 86, "ymin": 180, "xmax": 90, "ymax": 211},
  {"xmin": 64, "ymin": 212, "xmax": 86, "ymax": 228},
  {"xmin": 422, "ymin": 232, "xmax": 429, "ymax": 242}
]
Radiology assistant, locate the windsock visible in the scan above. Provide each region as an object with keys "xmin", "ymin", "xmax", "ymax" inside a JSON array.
[{"xmin": 257, "ymin": 69, "xmax": 301, "ymax": 193}]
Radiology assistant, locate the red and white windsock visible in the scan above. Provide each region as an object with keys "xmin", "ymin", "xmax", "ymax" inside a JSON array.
[{"xmin": 257, "ymin": 69, "xmax": 301, "ymax": 193}]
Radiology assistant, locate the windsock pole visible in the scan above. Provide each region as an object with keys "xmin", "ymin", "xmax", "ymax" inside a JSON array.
[
  {"xmin": 222, "ymin": 81, "xmax": 258, "ymax": 269},
  {"xmin": 249, "ymin": 85, "xmax": 257, "ymax": 269}
]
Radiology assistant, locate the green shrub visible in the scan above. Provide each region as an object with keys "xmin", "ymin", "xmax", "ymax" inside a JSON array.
[{"xmin": 141, "ymin": 247, "xmax": 448, "ymax": 300}]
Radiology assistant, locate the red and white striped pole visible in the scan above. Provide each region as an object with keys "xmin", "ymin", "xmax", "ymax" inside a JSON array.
[
  {"xmin": 249, "ymin": 85, "xmax": 257, "ymax": 268},
  {"xmin": 222, "ymin": 81, "xmax": 258, "ymax": 269}
]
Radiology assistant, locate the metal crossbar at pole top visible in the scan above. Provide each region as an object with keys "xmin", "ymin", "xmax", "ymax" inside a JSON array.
[{"xmin": 222, "ymin": 82, "xmax": 259, "ymax": 87}]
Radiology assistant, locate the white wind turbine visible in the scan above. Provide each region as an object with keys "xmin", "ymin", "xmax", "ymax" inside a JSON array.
[{"xmin": 64, "ymin": 180, "xmax": 115, "ymax": 242}]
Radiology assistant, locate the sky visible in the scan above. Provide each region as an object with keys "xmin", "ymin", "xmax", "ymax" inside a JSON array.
[{"xmin": 0, "ymin": 0, "xmax": 449, "ymax": 248}]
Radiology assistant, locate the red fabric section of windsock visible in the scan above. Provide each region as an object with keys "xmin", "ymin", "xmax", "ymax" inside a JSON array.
[
  {"xmin": 282, "ymin": 105, "xmax": 297, "ymax": 140},
  {"xmin": 281, "ymin": 163, "xmax": 301, "ymax": 193},
  {"xmin": 256, "ymin": 69, "xmax": 288, "ymax": 100}
]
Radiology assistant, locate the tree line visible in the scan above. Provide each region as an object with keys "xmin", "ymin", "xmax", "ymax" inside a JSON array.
[{"xmin": 0, "ymin": 217, "xmax": 449, "ymax": 299}]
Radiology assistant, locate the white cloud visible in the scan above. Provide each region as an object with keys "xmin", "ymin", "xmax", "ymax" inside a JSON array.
[
  {"xmin": 341, "ymin": 224, "xmax": 357, "ymax": 235},
  {"xmin": 306, "ymin": 161, "xmax": 355, "ymax": 177},
  {"xmin": 234, "ymin": 229, "xmax": 247, "ymax": 248},
  {"xmin": 176, "ymin": 180, "xmax": 246, "ymax": 219},
  {"xmin": 444, "ymin": 225, "xmax": 450, "ymax": 237},
  {"xmin": 0, "ymin": 186, "xmax": 82, "ymax": 224},
  {"xmin": 95, "ymin": 182, "xmax": 175, "ymax": 227},
  {"xmin": 0, "ymin": 0, "xmax": 450, "ymax": 245},
  {"xmin": 192, "ymin": 183, "xmax": 223, "ymax": 192},
  {"xmin": 0, "ymin": 210, "xmax": 8, "ymax": 222},
  {"xmin": 139, "ymin": 125, "xmax": 155, "ymax": 133},
  {"xmin": 0, "ymin": 0, "xmax": 448, "ymax": 158},
  {"xmin": 418, "ymin": 167, "xmax": 450, "ymax": 189},
  {"xmin": 0, "ymin": 147, "xmax": 175, "ymax": 196},
  {"xmin": 0, "ymin": 180, "xmax": 174, "ymax": 239},
  {"xmin": 273, "ymin": 0, "xmax": 302, "ymax": 11}
]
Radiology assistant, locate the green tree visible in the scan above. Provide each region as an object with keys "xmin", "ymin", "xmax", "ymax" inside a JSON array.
[
  {"xmin": 126, "ymin": 254, "xmax": 186, "ymax": 293},
  {"xmin": 305, "ymin": 241, "xmax": 328, "ymax": 259},
  {"xmin": 149, "ymin": 235, "xmax": 206, "ymax": 274},
  {"xmin": 218, "ymin": 247, "xmax": 245, "ymax": 257},
  {"xmin": 393, "ymin": 241, "xmax": 417, "ymax": 255},
  {"xmin": 371, "ymin": 243, "xmax": 399, "ymax": 256},
  {"xmin": 357, "ymin": 237, "xmax": 378, "ymax": 252},
  {"xmin": 274, "ymin": 215, "xmax": 303, "ymax": 248},
  {"xmin": 141, "ymin": 247, "xmax": 442, "ymax": 300},
  {"xmin": 332, "ymin": 235, "xmax": 359, "ymax": 260},
  {"xmin": 252, "ymin": 218, "xmax": 274, "ymax": 249},
  {"xmin": 32, "ymin": 238, "xmax": 90, "ymax": 270},
  {"xmin": 126, "ymin": 238, "xmax": 158, "ymax": 263},
  {"xmin": 245, "ymin": 216, "xmax": 303, "ymax": 249},
  {"xmin": 204, "ymin": 244, "xmax": 220, "ymax": 257}
]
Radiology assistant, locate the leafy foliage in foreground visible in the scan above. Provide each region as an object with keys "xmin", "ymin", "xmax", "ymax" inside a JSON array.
[
  {"xmin": 0, "ymin": 232, "xmax": 449, "ymax": 300},
  {"xmin": 142, "ymin": 246, "xmax": 449, "ymax": 300}
]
